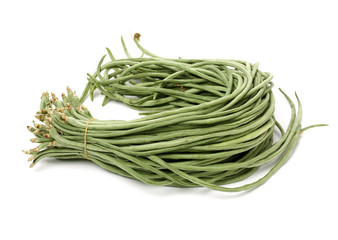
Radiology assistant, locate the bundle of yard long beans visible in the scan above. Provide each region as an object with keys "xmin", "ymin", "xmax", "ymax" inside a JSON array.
[{"xmin": 24, "ymin": 33, "xmax": 326, "ymax": 192}]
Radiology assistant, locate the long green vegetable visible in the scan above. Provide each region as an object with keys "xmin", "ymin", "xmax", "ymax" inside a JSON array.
[{"xmin": 24, "ymin": 34, "xmax": 326, "ymax": 192}]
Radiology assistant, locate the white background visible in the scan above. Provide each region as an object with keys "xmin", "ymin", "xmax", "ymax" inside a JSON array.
[{"xmin": 1, "ymin": 0, "xmax": 337, "ymax": 239}]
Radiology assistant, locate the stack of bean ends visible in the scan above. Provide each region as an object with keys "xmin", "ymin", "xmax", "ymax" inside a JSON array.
[{"xmin": 24, "ymin": 35, "xmax": 325, "ymax": 192}]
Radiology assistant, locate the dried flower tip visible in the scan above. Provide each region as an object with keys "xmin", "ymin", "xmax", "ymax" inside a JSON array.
[
  {"xmin": 22, "ymin": 149, "xmax": 30, "ymax": 154},
  {"xmin": 67, "ymin": 86, "xmax": 71, "ymax": 92},
  {"xmin": 61, "ymin": 114, "xmax": 68, "ymax": 121},
  {"xmin": 49, "ymin": 141, "xmax": 56, "ymax": 146},
  {"xmin": 66, "ymin": 103, "xmax": 72, "ymax": 110},
  {"xmin": 35, "ymin": 114, "xmax": 44, "ymax": 121},
  {"xmin": 27, "ymin": 126, "xmax": 32, "ymax": 131},
  {"xmin": 46, "ymin": 117, "xmax": 52, "ymax": 123},
  {"xmin": 41, "ymin": 109, "xmax": 46, "ymax": 114},
  {"xmin": 33, "ymin": 147, "xmax": 39, "ymax": 152},
  {"xmin": 51, "ymin": 92, "xmax": 56, "ymax": 98},
  {"xmin": 50, "ymin": 99, "xmax": 54, "ymax": 104},
  {"xmin": 33, "ymin": 129, "xmax": 40, "ymax": 135},
  {"xmin": 28, "ymin": 156, "xmax": 34, "ymax": 162},
  {"xmin": 30, "ymin": 163, "xmax": 35, "ymax": 168},
  {"xmin": 76, "ymin": 107, "xmax": 82, "ymax": 112},
  {"xmin": 30, "ymin": 138, "xmax": 37, "ymax": 143},
  {"xmin": 81, "ymin": 105, "xmax": 87, "ymax": 110},
  {"xmin": 134, "ymin": 33, "xmax": 141, "ymax": 41},
  {"xmin": 62, "ymin": 93, "xmax": 66, "ymax": 99}
]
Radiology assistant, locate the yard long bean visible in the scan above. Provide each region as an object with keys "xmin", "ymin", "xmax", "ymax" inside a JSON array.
[{"xmin": 24, "ymin": 34, "xmax": 326, "ymax": 192}]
